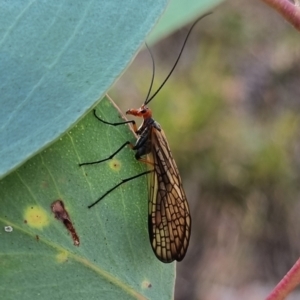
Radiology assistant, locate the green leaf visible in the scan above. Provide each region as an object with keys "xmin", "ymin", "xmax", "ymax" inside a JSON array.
[
  {"xmin": 0, "ymin": 96, "xmax": 175, "ymax": 300},
  {"xmin": 0, "ymin": 0, "xmax": 168, "ymax": 178},
  {"xmin": 148, "ymin": 0, "xmax": 225, "ymax": 43}
]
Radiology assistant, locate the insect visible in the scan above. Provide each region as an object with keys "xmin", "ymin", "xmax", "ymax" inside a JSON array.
[{"xmin": 79, "ymin": 14, "xmax": 210, "ymax": 263}]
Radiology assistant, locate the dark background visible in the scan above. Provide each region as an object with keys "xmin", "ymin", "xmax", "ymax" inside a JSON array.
[{"xmin": 110, "ymin": 1, "xmax": 300, "ymax": 299}]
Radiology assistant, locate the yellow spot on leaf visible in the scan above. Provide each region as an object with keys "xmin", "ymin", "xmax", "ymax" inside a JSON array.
[
  {"xmin": 141, "ymin": 280, "xmax": 152, "ymax": 289},
  {"xmin": 109, "ymin": 159, "xmax": 121, "ymax": 171},
  {"xmin": 56, "ymin": 251, "xmax": 68, "ymax": 263},
  {"xmin": 24, "ymin": 206, "xmax": 49, "ymax": 229}
]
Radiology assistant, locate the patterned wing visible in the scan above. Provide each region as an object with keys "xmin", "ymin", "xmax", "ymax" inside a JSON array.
[{"xmin": 147, "ymin": 127, "xmax": 191, "ymax": 263}]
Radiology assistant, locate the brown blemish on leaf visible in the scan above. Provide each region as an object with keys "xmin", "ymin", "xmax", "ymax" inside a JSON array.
[{"xmin": 51, "ymin": 200, "xmax": 80, "ymax": 246}]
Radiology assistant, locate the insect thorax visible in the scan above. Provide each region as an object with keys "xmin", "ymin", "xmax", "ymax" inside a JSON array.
[{"xmin": 134, "ymin": 118, "xmax": 161, "ymax": 160}]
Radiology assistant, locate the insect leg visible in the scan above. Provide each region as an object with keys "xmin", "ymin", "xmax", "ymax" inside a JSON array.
[
  {"xmin": 79, "ymin": 108, "xmax": 140, "ymax": 166},
  {"xmin": 93, "ymin": 109, "xmax": 138, "ymax": 132},
  {"xmin": 88, "ymin": 169, "xmax": 154, "ymax": 208},
  {"xmin": 79, "ymin": 141, "xmax": 132, "ymax": 166}
]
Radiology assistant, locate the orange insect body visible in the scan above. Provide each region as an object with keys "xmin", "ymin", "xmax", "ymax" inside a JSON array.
[{"xmin": 126, "ymin": 104, "xmax": 152, "ymax": 118}]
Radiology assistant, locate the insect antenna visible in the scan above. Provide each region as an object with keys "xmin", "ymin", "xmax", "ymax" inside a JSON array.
[
  {"xmin": 144, "ymin": 12, "xmax": 211, "ymax": 105},
  {"xmin": 143, "ymin": 43, "xmax": 156, "ymax": 104}
]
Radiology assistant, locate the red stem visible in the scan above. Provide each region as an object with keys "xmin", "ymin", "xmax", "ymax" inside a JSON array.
[
  {"xmin": 259, "ymin": 1, "xmax": 300, "ymax": 298},
  {"xmin": 266, "ymin": 258, "xmax": 300, "ymax": 300},
  {"xmin": 261, "ymin": 0, "xmax": 300, "ymax": 31}
]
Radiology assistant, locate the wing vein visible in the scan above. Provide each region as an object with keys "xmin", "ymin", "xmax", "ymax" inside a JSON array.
[{"xmin": 147, "ymin": 127, "xmax": 191, "ymax": 263}]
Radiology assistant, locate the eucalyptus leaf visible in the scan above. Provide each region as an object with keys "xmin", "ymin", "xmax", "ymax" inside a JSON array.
[
  {"xmin": 148, "ymin": 0, "xmax": 224, "ymax": 43},
  {"xmin": 0, "ymin": 0, "xmax": 168, "ymax": 178},
  {"xmin": 0, "ymin": 96, "xmax": 175, "ymax": 300}
]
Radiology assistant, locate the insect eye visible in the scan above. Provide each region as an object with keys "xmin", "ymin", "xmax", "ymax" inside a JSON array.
[{"xmin": 141, "ymin": 108, "xmax": 147, "ymax": 114}]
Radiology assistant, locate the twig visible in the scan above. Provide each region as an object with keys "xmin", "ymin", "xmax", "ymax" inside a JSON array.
[
  {"xmin": 266, "ymin": 258, "xmax": 300, "ymax": 300},
  {"xmin": 261, "ymin": 0, "xmax": 300, "ymax": 31}
]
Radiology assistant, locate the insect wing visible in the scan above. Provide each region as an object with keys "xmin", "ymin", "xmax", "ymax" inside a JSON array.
[{"xmin": 147, "ymin": 127, "xmax": 191, "ymax": 263}]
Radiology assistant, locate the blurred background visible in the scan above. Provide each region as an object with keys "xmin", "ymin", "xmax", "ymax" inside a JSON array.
[{"xmin": 109, "ymin": 1, "xmax": 300, "ymax": 299}]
